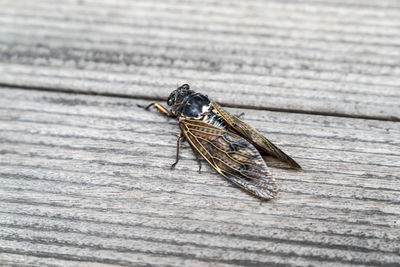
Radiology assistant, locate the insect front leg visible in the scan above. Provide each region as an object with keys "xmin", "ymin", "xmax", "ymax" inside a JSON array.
[
  {"xmin": 171, "ymin": 132, "xmax": 185, "ymax": 169},
  {"xmin": 140, "ymin": 102, "xmax": 174, "ymax": 117}
]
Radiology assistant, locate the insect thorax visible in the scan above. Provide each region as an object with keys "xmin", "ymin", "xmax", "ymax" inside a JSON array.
[{"xmin": 178, "ymin": 93, "xmax": 227, "ymax": 129}]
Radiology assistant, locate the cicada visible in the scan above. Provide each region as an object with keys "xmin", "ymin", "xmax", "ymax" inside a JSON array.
[{"xmin": 145, "ymin": 84, "xmax": 300, "ymax": 200}]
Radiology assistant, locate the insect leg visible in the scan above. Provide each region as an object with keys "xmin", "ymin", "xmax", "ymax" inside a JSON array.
[
  {"xmin": 140, "ymin": 102, "xmax": 174, "ymax": 117},
  {"xmin": 174, "ymin": 133, "xmax": 202, "ymax": 173},
  {"xmin": 171, "ymin": 132, "xmax": 184, "ymax": 169},
  {"xmin": 236, "ymin": 112, "xmax": 245, "ymax": 119},
  {"xmin": 193, "ymin": 150, "xmax": 202, "ymax": 173}
]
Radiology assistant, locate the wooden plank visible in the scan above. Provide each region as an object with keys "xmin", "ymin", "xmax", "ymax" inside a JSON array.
[
  {"xmin": 0, "ymin": 0, "xmax": 399, "ymax": 120},
  {"xmin": 0, "ymin": 87, "xmax": 399, "ymax": 266}
]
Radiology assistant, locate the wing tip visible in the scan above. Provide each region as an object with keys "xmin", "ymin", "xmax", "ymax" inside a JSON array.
[
  {"xmin": 289, "ymin": 158, "xmax": 302, "ymax": 169},
  {"xmin": 224, "ymin": 172, "xmax": 279, "ymax": 201}
]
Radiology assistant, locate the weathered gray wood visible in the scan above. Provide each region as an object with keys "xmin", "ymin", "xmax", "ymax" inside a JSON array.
[
  {"xmin": 0, "ymin": 88, "xmax": 399, "ymax": 266},
  {"xmin": 0, "ymin": 0, "xmax": 399, "ymax": 120},
  {"xmin": 1, "ymin": 0, "xmax": 400, "ymax": 265}
]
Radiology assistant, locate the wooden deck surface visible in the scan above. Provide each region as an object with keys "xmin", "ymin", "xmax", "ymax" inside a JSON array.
[{"xmin": 1, "ymin": 0, "xmax": 400, "ymax": 266}]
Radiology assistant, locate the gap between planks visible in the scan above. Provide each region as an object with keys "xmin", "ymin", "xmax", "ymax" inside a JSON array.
[{"xmin": 1, "ymin": 84, "xmax": 399, "ymax": 123}]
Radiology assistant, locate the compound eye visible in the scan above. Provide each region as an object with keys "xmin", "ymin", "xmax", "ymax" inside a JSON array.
[
  {"xmin": 167, "ymin": 97, "xmax": 174, "ymax": 106},
  {"xmin": 181, "ymin": 84, "xmax": 190, "ymax": 90}
]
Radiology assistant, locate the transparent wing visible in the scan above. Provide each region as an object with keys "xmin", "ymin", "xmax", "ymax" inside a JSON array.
[
  {"xmin": 179, "ymin": 119, "xmax": 278, "ymax": 200},
  {"xmin": 211, "ymin": 100, "xmax": 301, "ymax": 169}
]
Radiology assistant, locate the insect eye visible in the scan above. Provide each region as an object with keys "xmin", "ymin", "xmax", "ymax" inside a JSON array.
[
  {"xmin": 181, "ymin": 84, "xmax": 190, "ymax": 90},
  {"xmin": 167, "ymin": 97, "xmax": 174, "ymax": 106}
]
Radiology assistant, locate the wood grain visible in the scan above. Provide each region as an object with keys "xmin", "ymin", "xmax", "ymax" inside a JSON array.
[
  {"xmin": 1, "ymin": 0, "xmax": 400, "ymax": 266},
  {"xmin": 0, "ymin": 0, "xmax": 399, "ymax": 120},
  {"xmin": 0, "ymin": 88, "xmax": 399, "ymax": 266}
]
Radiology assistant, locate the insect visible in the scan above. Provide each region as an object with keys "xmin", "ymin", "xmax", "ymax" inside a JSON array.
[{"xmin": 144, "ymin": 84, "xmax": 300, "ymax": 200}]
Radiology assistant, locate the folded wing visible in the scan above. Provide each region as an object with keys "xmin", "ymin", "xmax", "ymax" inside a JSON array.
[
  {"xmin": 211, "ymin": 100, "xmax": 301, "ymax": 169},
  {"xmin": 179, "ymin": 119, "xmax": 278, "ymax": 200}
]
